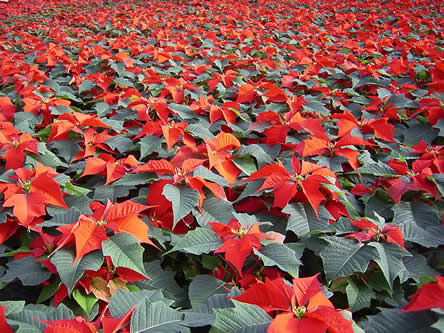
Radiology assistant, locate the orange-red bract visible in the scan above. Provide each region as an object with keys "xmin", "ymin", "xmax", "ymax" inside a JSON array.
[
  {"xmin": 210, "ymin": 219, "xmax": 265, "ymax": 275},
  {"xmin": 402, "ymin": 275, "xmax": 444, "ymax": 312},
  {"xmin": 233, "ymin": 275, "xmax": 354, "ymax": 333}
]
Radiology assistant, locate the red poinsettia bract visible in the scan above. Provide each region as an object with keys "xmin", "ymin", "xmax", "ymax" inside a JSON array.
[
  {"xmin": 233, "ymin": 274, "xmax": 354, "ymax": 333},
  {"xmin": 53, "ymin": 200, "xmax": 156, "ymax": 262},
  {"xmin": 0, "ymin": 162, "xmax": 68, "ymax": 227},
  {"xmin": 345, "ymin": 218, "xmax": 405, "ymax": 248},
  {"xmin": 402, "ymin": 275, "xmax": 444, "ymax": 313},
  {"xmin": 210, "ymin": 219, "xmax": 266, "ymax": 275},
  {"xmin": 245, "ymin": 155, "xmax": 336, "ymax": 216}
]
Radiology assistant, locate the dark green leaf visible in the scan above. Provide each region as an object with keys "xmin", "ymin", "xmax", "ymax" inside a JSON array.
[
  {"xmin": 6, "ymin": 304, "xmax": 74, "ymax": 332},
  {"xmin": 211, "ymin": 300, "xmax": 272, "ymax": 333},
  {"xmin": 139, "ymin": 135, "xmax": 163, "ymax": 159},
  {"xmin": 186, "ymin": 123, "xmax": 214, "ymax": 140},
  {"xmin": 232, "ymin": 157, "xmax": 257, "ymax": 176},
  {"xmin": 51, "ymin": 248, "xmax": 103, "ymax": 294},
  {"xmin": 346, "ymin": 279, "xmax": 374, "ymax": 312},
  {"xmin": 283, "ymin": 202, "xmax": 331, "ymax": 236},
  {"xmin": 72, "ymin": 289, "xmax": 98, "ymax": 317},
  {"xmin": 136, "ymin": 261, "xmax": 188, "ymax": 307},
  {"xmin": 163, "ymin": 184, "xmax": 200, "ymax": 228},
  {"xmin": 253, "ymin": 243, "xmax": 302, "ymax": 277},
  {"xmin": 130, "ymin": 300, "xmax": 185, "ymax": 333},
  {"xmin": 166, "ymin": 228, "xmax": 222, "ymax": 255},
  {"xmin": 403, "ymin": 255, "xmax": 438, "ymax": 282},
  {"xmin": 320, "ymin": 237, "xmax": 379, "ymax": 280},
  {"xmin": 48, "ymin": 139, "xmax": 81, "ymax": 164},
  {"xmin": 112, "ymin": 173, "xmax": 153, "ymax": 186},
  {"xmin": 93, "ymin": 184, "xmax": 133, "ymax": 202},
  {"xmin": 13, "ymin": 112, "xmax": 42, "ymax": 134},
  {"xmin": 359, "ymin": 308, "xmax": 439, "ymax": 333},
  {"xmin": 1, "ymin": 256, "xmax": 51, "ymax": 286},
  {"xmin": 369, "ymin": 242, "xmax": 410, "ymax": 288},
  {"xmin": 102, "ymin": 233, "xmax": 149, "ymax": 278},
  {"xmin": 392, "ymin": 202, "xmax": 443, "ymax": 247},
  {"xmin": 189, "ymin": 275, "xmax": 230, "ymax": 309},
  {"xmin": 168, "ymin": 103, "xmax": 196, "ymax": 119},
  {"xmin": 0, "ymin": 301, "xmax": 25, "ymax": 315},
  {"xmin": 78, "ymin": 80, "xmax": 96, "ymax": 93},
  {"xmin": 352, "ymin": 162, "xmax": 396, "ymax": 176},
  {"xmin": 201, "ymin": 197, "xmax": 235, "ymax": 224},
  {"xmin": 105, "ymin": 135, "xmax": 136, "ymax": 153},
  {"xmin": 40, "ymin": 208, "xmax": 81, "ymax": 227},
  {"xmin": 192, "ymin": 166, "xmax": 228, "ymax": 187},
  {"xmin": 109, "ymin": 290, "xmax": 173, "ymax": 319}
]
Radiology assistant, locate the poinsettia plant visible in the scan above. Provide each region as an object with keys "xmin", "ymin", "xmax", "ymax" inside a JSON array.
[{"xmin": 0, "ymin": 0, "xmax": 443, "ymax": 332}]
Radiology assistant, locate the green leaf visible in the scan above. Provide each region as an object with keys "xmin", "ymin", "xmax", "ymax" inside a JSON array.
[
  {"xmin": 303, "ymin": 101, "xmax": 331, "ymax": 116},
  {"xmin": 94, "ymin": 102, "xmax": 112, "ymax": 117},
  {"xmin": 26, "ymin": 143, "xmax": 68, "ymax": 168},
  {"xmin": 211, "ymin": 300, "xmax": 272, "ymax": 333},
  {"xmin": 139, "ymin": 135, "xmax": 162, "ymax": 159},
  {"xmin": 369, "ymin": 242, "xmax": 410, "ymax": 288},
  {"xmin": 162, "ymin": 184, "xmax": 200, "ymax": 228},
  {"xmin": 130, "ymin": 300, "xmax": 184, "ymax": 333},
  {"xmin": 377, "ymin": 88, "xmax": 392, "ymax": 99},
  {"xmin": 63, "ymin": 182, "xmax": 91, "ymax": 196},
  {"xmin": 237, "ymin": 144, "xmax": 275, "ymax": 169},
  {"xmin": 403, "ymin": 120, "xmax": 438, "ymax": 146},
  {"xmin": 105, "ymin": 135, "xmax": 136, "ymax": 153},
  {"xmin": 182, "ymin": 311, "xmax": 215, "ymax": 328},
  {"xmin": 13, "ymin": 112, "xmax": 42, "ymax": 134},
  {"xmin": 6, "ymin": 304, "xmax": 74, "ymax": 332},
  {"xmin": 187, "ymin": 292, "xmax": 235, "ymax": 323},
  {"xmin": 189, "ymin": 275, "xmax": 230, "ymax": 309},
  {"xmin": 432, "ymin": 316, "xmax": 444, "ymax": 331},
  {"xmin": 136, "ymin": 261, "xmax": 188, "ymax": 307},
  {"xmin": 41, "ymin": 208, "xmax": 81, "ymax": 227},
  {"xmin": 113, "ymin": 77, "xmax": 134, "ymax": 88},
  {"xmin": 168, "ymin": 103, "xmax": 196, "ymax": 119},
  {"xmin": 320, "ymin": 237, "xmax": 379, "ymax": 281},
  {"xmin": 112, "ymin": 173, "xmax": 153, "ymax": 186},
  {"xmin": 166, "ymin": 228, "xmax": 222, "ymax": 255},
  {"xmin": 0, "ymin": 301, "xmax": 25, "ymax": 315},
  {"xmin": 431, "ymin": 174, "xmax": 444, "ymax": 196},
  {"xmin": 283, "ymin": 202, "xmax": 331, "ymax": 236},
  {"xmin": 359, "ymin": 308, "xmax": 438, "ymax": 333},
  {"xmin": 392, "ymin": 202, "xmax": 443, "ymax": 247},
  {"xmin": 403, "ymin": 255, "xmax": 438, "ymax": 282},
  {"xmin": 201, "ymin": 197, "xmax": 235, "ymax": 224},
  {"xmin": 109, "ymin": 290, "xmax": 173, "ymax": 319},
  {"xmin": 51, "ymin": 248, "xmax": 103, "ymax": 294},
  {"xmin": 102, "ymin": 233, "xmax": 149, "ymax": 278},
  {"xmin": 65, "ymin": 195, "xmax": 93, "ymax": 214},
  {"xmin": 37, "ymin": 281, "xmax": 60, "ymax": 304},
  {"xmin": 78, "ymin": 80, "xmax": 96, "ymax": 93},
  {"xmin": 351, "ymin": 162, "xmax": 396, "ymax": 176},
  {"xmin": 346, "ymin": 279, "xmax": 374, "ymax": 312},
  {"xmin": 72, "ymin": 289, "xmax": 98, "ymax": 317},
  {"xmin": 101, "ymin": 118, "xmax": 125, "ymax": 132},
  {"xmin": 54, "ymin": 86, "xmax": 81, "ymax": 102},
  {"xmin": 1, "ymin": 256, "xmax": 51, "ymax": 286},
  {"xmin": 192, "ymin": 166, "xmax": 228, "ymax": 187},
  {"xmin": 232, "ymin": 157, "xmax": 257, "ymax": 176},
  {"xmin": 353, "ymin": 75, "xmax": 390, "ymax": 88},
  {"xmin": 186, "ymin": 123, "xmax": 214, "ymax": 140},
  {"xmin": 94, "ymin": 184, "xmax": 133, "ymax": 202},
  {"xmin": 48, "ymin": 140, "xmax": 81, "ymax": 163},
  {"xmin": 253, "ymin": 243, "xmax": 302, "ymax": 277}
]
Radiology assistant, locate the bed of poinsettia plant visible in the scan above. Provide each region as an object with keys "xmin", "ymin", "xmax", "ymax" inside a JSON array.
[{"xmin": 0, "ymin": 0, "xmax": 443, "ymax": 331}]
